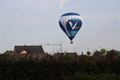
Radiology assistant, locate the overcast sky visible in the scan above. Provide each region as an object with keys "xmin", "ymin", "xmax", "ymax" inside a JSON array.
[{"xmin": 0, "ymin": 0, "xmax": 120, "ymax": 53}]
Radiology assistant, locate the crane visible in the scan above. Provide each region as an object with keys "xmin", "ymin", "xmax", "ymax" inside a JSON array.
[{"xmin": 40, "ymin": 43, "xmax": 63, "ymax": 53}]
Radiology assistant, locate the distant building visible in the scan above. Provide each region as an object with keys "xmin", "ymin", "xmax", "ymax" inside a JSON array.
[
  {"xmin": 14, "ymin": 45, "xmax": 44, "ymax": 55},
  {"xmin": 54, "ymin": 52, "xmax": 78, "ymax": 59}
]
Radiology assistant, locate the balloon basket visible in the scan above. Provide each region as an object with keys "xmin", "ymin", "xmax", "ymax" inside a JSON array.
[{"xmin": 70, "ymin": 41, "xmax": 73, "ymax": 44}]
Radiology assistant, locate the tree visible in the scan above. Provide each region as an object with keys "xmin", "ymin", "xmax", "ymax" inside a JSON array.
[
  {"xmin": 87, "ymin": 51, "xmax": 91, "ymax": 56},
  {"xmin": 93, "ymin": 50, "xmax": 101, "ymax": 57},
  {"xmin": 106, "ymin": 49, "xmax": 118, "ymax": 58},
  {"xmin": 3, "ymin": 50, "xmax": 14, "ymax": 60},
  {"xmin": 100, "ymin": 48, "xmax": 107, "ymax": 56},
  {"xmin": 4, "ymin": 50, "xmax": 14, "ymax": 55}
]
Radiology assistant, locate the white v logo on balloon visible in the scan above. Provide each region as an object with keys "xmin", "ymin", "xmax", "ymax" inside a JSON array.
[{"xmin": 68, "ymin": 21, "xmax": 78, "ymax": 30}]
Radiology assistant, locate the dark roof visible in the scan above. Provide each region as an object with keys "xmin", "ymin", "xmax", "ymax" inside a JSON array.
[{"xmin": 14, "ymin": 45, "xmax": 44, "ymax": 54}]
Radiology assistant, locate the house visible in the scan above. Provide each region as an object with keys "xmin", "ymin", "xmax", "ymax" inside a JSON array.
[{"xmin": 14, "ymin": 45, "xmax": 44, "ymax": 55}]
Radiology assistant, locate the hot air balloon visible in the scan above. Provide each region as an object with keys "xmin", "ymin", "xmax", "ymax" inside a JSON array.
[{"xmin": 59, "ymin": 12, "xmax": 82, "ymax": 44}]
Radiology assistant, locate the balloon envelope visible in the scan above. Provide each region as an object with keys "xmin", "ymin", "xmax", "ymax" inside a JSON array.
[{"xmin": 59, "ymin": 12, "xmax": 82, "ymax": 42}]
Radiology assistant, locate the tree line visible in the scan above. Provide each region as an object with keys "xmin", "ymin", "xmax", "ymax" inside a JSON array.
[{"xmin": 0, "ymin": 49, "xmax": 120, "ymax": 80}]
